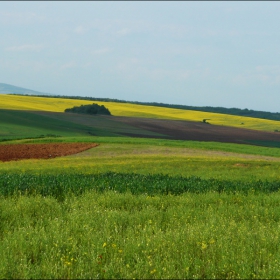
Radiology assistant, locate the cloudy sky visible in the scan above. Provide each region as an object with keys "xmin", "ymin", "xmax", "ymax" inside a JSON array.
[{"xmin": 1, "ymin": 1, "xmax": 280, "ymax": 112}]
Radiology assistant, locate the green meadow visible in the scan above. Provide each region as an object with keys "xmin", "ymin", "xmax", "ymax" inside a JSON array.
[
  {"xmin": 1, "ymin": 95, "xmax": 280, "ymax": 278},
  {"xmin": 2, "ymin": 136, "xmax": 280, "ymax": 182},
  {"xmin": 0, "ymin": 109, "xmax": 164, "ymax": 140}
]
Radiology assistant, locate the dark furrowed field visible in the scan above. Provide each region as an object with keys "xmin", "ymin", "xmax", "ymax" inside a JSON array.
[
  {"xmin": 111, "ymin": 116, "xmax": 280, "ymax": 146},
  {"xmin": 2, "ymin": 109, "xmax": 280, "ymax": 147}
]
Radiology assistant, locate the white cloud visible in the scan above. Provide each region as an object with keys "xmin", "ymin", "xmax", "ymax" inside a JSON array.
[
  {"xmin": 73, "ymin": 25, "xmax": 87, "ymax": 34},
  {"xmin": 148, "ymin": 68, "xmax": 196, "ymax": 81},
  {"xmin": 152, "ymin": 22, "xmax": 190, "ymax": 39},
  {"xmin": 232, "ymin": 65, "xmax": 280, "ymax": 86},
  {"xmin": 60, "ymin": 61, "xmax": 76, "ymax": 70},
  {"xmin": 5, "ymin": 44, "xmax": 44, "ymax": 52},
  {"xmin": 0, "ymin": 11, "xmax": 45, "ymax": 25},
  {"xmin": 113, "ymin": 58, "xmax": 204, "ymax": 82},
  {"xmin": 91, "ymin": 47, "xmax": 112, "ymax": 55},
  {"xmin": 256, "ymin": 65, "xmax": 280, "ymax": 85},
  {"xmin": 116, "ymin": 57, "xmax": 141, "ymax": 71},
  {"xmin": 116, "ymin": 28, "xmax": 132, "ymax": 36}
]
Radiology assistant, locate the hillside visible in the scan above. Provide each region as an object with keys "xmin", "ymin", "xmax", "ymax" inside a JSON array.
[
  {"xmin": 1, "ymin": 94, "xmax": 280, "ymax": 147},
  {"xmin": 1, "ymin": 94, "xmax": 280, "ymax": 132},
  {"xmin": 20, "ymin": 93, "xmax": 280, "ymax": 121},
  {"xmin": 0, "ymin": 108, "xmax": 166, "ymax": 141},
  {"xmin": 0, "ymin": 83, "xmax": 52, "ymax": 96}
]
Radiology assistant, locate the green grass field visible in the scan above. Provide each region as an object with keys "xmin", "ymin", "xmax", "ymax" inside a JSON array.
[
  {"xmin": 1, "ymin": 191, "xmax": 280, "ymax": 279},
  {"xmin": 0, "ymin": 109, "xmax": 167, "ymax": 141},
  {"xmin": 1, "ymin": 137, "xmax": 280, "ymax": 182},
  {"xmin": 1, "ymin": 94, "xmax": 280, "ymax": 278}
]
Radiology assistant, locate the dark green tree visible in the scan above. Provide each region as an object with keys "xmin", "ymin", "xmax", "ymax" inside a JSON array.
[{"xmin": 65, "ymin": 103, "xmax": 111, "ymax": 115}]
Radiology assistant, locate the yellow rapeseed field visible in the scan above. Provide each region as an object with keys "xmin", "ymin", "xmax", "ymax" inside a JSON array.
[{"xmin": 1, "ymin": 94, "xmax": 280, "ymax": 132}]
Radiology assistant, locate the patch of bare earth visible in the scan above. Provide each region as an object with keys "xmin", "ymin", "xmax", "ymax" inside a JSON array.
[
  {"xmin": 0, "ymin": 143, "xmax": 99, "ymax": 162},
  {"xmin": 108, "ymin": 116, "xmax": 280, "ymax": 144}
]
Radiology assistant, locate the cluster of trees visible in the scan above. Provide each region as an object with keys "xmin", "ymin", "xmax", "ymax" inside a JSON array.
[
  {"xmin": 13, "ymin": 93, "xmax": 280, "ymax": 121},
  {"xmin": 64, "ymin": 103, "xmax": 111, "ymax": 115}
]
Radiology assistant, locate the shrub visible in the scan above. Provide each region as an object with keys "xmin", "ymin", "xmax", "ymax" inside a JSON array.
[{"xmin": 65, "ymin": 103, "xmax": 111, "ymax": 115}]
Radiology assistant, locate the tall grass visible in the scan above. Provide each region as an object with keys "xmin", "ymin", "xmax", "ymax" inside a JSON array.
[
  {"xmin": 1, "ymin": 191, "xmax": 280, "ymax": 278},
  {"xmin": 0, "ymin": 140, "xmax": 280, "ymax": 278}
]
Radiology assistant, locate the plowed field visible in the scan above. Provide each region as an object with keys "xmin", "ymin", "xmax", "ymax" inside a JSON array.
[
  {"xmin": 0, "ymin": 143, "xmax": 99, "ymax": 162},
  {"xmin": 111, "ymin": 116, "xmax": 280, "ymax": 144}
]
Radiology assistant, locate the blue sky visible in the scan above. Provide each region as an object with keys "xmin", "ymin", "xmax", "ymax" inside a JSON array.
[{"xmin": 1, "ymin": 1, "xmax": 280, "ymax": 112}]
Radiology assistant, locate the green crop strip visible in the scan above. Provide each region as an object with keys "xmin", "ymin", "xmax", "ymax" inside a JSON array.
[{"xmin": 1, "ymin": 173, "xmax": 280, "ymax": 200}]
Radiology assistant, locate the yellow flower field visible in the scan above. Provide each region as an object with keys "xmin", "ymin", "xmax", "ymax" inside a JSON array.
[{"xmin": 1, "ymin": 94, "xmax": 280, "ymax": 132}]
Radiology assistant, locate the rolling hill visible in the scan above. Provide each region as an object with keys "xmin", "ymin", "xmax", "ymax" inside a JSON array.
[
  {"xmin": 1, "ymin": 94, "xmax": 280, "ymax": 147},
  {"xmin": 1, "ymin": 94, "xmax": 280, "ymax": 132}
]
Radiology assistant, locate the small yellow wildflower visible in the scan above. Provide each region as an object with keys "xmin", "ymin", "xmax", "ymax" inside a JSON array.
[
  {"xmin": 103, "ymin": 242, "xmax": 107, "ymax": 248},
  {"xmin": 201, "ymin": 242, "xmax": 208, "ymax": 250}
]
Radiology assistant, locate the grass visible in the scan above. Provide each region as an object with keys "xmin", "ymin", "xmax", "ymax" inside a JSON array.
[
  {"xmin": 0, "ymin": 109, "xmax": 166, "ymax": 141},
  {"xmin": 1, "ymin": 138, "xmax": 280, "ymax": 278},
  {"xmin": 0, "ymin": 109, "xmax": 96, "ymax": 139},
  {"xmin": 1, "ymin": 137, "xmax": 280, "ymax": 181},
  {"xmin": 4, "ymin": 135, "xmax": 280, "ymax": 157},
  {"xmin": 1, "ymin": 94, "xmax": 280, "ymax": 132},
  {"xmin": 1, "ymin": 191, "xmax": 280, "ymax": 279}
]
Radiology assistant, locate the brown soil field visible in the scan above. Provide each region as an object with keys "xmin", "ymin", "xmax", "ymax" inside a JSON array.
[
  {"xmin": 0, "ymin": 143, "xmax": 99, "ymax": 162},
  {"xmin": 31, "ymin": 111, "xmax": 280, "ymax": 145},
  {"xmin": 110, "ymin": 116, "xmax": 280, "ymax": 144}
]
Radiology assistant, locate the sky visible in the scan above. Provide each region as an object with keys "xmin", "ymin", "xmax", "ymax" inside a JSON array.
[{"xmin": 0, "ymin": 1, "xmax": 280, "ymax": 112}]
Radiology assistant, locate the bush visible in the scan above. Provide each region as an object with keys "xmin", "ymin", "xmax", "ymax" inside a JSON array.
[{"xmin": 65, "ymin": 103, "xmax": 111, "ymax": 115}]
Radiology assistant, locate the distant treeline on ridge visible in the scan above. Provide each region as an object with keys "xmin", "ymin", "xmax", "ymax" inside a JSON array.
[{"xmin": 10, "ymin": 93, "xmax": 280, "ymax": 121}]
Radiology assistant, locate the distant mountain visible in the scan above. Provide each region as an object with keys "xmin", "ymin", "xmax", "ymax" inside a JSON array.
[{"xmin": 0, "ymin": 83, "xmax": 52, "ymax": 95}]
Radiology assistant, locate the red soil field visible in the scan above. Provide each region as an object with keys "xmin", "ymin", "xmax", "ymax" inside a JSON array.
[{"xmin": 0, "ymin": 143, "xmax": 99, "ymax": 162}]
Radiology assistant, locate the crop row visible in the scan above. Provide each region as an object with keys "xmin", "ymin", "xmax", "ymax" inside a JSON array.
[{"xmin": 0, "ymin": 172, "xmax": 280, "ymax": 199}]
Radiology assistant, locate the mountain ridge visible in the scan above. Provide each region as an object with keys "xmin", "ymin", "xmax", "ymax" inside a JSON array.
[{"xmin": 0, "ymin": 83, "xmax": 52, "ymax": 96}]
